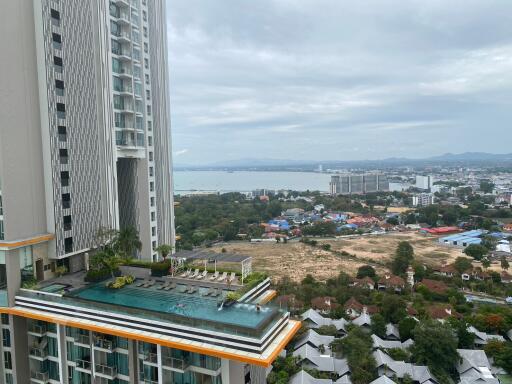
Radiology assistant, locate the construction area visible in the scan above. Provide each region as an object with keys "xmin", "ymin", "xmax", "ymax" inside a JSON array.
[{"xmin": 210, "ymin": 232, "xmax": 465, "ymax": 282}]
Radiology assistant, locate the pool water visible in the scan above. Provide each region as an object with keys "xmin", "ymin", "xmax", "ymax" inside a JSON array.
[
  {"xmin": 40, "ymin": 283, "xmax": 68, "ymax": 293},
  {"xmin": 70, "ymin": 282, "xmax": 274, "ymax": 329}
]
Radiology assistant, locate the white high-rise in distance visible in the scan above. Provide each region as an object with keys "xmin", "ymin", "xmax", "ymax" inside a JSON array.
[{"xmin": 0, "ymin": 0, "xmax": 175, "ymax": 273}]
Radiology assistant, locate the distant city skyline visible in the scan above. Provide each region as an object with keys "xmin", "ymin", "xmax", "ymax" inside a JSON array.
[{"xmin": 167, "ymin": 0, "xmax": 512, "ymax": 164}]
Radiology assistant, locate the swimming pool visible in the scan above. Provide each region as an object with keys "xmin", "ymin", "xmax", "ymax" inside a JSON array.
[
  {"xmin": 68, "ymin": 282, "xmax": 275, "ymax": 330},
  {"xmin": 40, "ymin": 283, "xmax": 69, "ymax": 293}
]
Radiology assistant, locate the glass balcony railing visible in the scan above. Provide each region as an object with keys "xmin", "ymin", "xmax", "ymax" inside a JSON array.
[
  {"xmin": 28, "ymin": 324, "xmax": 47, "ymax": 335},
  {"xmin": 30, "ymin": 371, "xmax": 49, "ymax": 381},
  {"xmin": 75, "ymin": 334, "xmax": 90, "ymax": 346},
  {"xmin": 94, "ymin": 338, "xmax": 114, "ymax": 351},
  {"xmin": 76, "ymin": 359, "xmax": 92, "ymax": 370},
  {"xmin": 29, "ymin": 347, "xmax": 48, "ymax": 359},
  {"xmin": 95, "ymin": 363, "xmax": 117, "ymax": 377},
  {"xmin": 143, "ymin": 352, "xmax": 158, "ymax": 364},
  {"xmin": 162, "ymin": 356, "xmax": 188, "ymax": 371}
]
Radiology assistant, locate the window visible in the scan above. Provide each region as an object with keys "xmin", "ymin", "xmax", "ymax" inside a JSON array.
[
  {"xmin": 112, "ymin": 58, "xmax": 121, "ymax": 74},
  {"xmin": 59, "ymin": 148, "xmax": 68, "ymax": 164},
  {"xmin": 146, "ymin": 105, "xmax": 151, "ymax": 116},
  {"xmin": 51, "ymin": 9, "xmax": 60, "ymax": 20},
  {"xmin": 149, "ymin": 166, "xmax": 153, "ymax": 177},
  {"xmin": 147, "ymin": 120, "xmax": 152, "ymax": 131},
  {"xmin": 146, "ymin": 90, "xmax": 150, "ymax": 100},
  {"xmin": 143, "ymin": 26, "xmax": 148, "ymax": 38},
  {"xmin": 150, "ymin": 197, "xmax": 155, "ymax": 207},
  {"xmin": 144, "ymin": 42, "xmax": 148, "ymax": 53},
  {"xmin": 54, "ymin": 56, "xmax": 63, "ymax": 72},
  {"xmin": 133, "ymin": 65, "xmax": 141, "ymax": 79},
  {"xmin": 144, "ymin": 58, "xmax": 149, "ymax": 69},
  {"xmin": 145, "ymin": 74, "xmax": 150, "ymax": 85},
  {"xmin": 110, "ymin": 20, "xmax": 120, "ymax": 36},
  {"xmin": 52, "ymin": 33, "xmax": 62, "ymax": 49},
  {"xmin": 142, "ymin": 10, "xmax": 147, "ymax": 22},
  {"xmin": 113, "ymin": 95, "xmax": 124, "ymax": 109},
  {"xmin": 111, "ymin": 39, "xmax": 121, "ymax": 55},
  {"xmin": 152, "ymin": 241, "xmax": 156, "ymax": 250},
  {"xmin": 64, "ymin": 237, "xmax": 73, "ymax": 253},
  {"xmin": 58, "ymin": 126, "xmax": 66, "ymax": 142},
  {"xmin": 137, "ymin": 132, "xmax": 144, "ymax": 146},
  {"xmin": 61, "ymin": 171, "xmax": 70, "ymax": 187},
  {"xmin": 57, "ymin": 102, "xmax": 66, "ymax": 119},
  {"xmin": 151, "ymin": 227, "xmax": 156, "ymax": 236},
  {"xmin": 114, "ymin": 112, "xmax": 125, "ymax": 128},
  {"xmin": 151, "ymin": 212, "xmax": 155, "ymax": 221},
  {"xmin": 148, "ymin": 151, "xmax": 153, "ymax": 161},
  {"xmin": 63, "ymin": 215, "xmax": 72, "ymax": 231},
  {"xmin": 150, "ymin": 182, "xmax": 154, "ymax": 192},
  {"xmin": 55, "ymin": 79, "xmax": 64, "ymax": 96},
  {"xmin": 62, "ymin": 193, "xmax": 71, "ymax": 209},
  {"xmin": 148, "ymin": 136, "xmax": 153, "ymax": 146}
]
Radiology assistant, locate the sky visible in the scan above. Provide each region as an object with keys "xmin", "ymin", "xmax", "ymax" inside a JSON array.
[{"xmin": 166, "ymin": 0, "xmax": 512, "ymax": 165}]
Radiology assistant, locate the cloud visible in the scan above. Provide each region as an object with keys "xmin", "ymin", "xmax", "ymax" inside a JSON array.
[{"xmin": 167, "ymin": 0, "xmax": 512, "ymax": 163}]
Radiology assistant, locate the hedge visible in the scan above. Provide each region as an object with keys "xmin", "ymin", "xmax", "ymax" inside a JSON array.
[{"xmin": 85, "ymin": 268, "xmax": 120, "ymax": 282}]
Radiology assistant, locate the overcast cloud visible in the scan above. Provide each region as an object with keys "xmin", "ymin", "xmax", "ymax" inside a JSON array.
[{"xmin": 166, "ymin": 0, "xmax": 512, "ymax": 165}]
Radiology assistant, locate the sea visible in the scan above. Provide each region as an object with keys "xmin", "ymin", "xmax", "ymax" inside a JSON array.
[{"xmin": 173, "ymin": 170, "xmax": 408, "ymax": 195}]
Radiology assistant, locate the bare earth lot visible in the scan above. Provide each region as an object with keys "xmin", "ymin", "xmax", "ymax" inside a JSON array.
[{"xmin": 210, "ymin": 232, "xmax": 465, "ymax": 282}]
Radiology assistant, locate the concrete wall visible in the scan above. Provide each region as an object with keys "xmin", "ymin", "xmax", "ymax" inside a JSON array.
[{"xmin": 0, "ymin": 0, "xmax": 47, "ymax": 241}]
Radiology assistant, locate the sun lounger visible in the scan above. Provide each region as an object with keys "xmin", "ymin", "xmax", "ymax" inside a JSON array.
[
  {"xmin": 217, "ymin": 272, "xmax": 227, "ymax": 282},
  {"xmin": 202, "ymin": 288, "xmax": 212, "ymax": 296},
  {"xmin": 209, "ymin": 271, "xmax": 219, "ymax": 281},
  {"xmin": 179, "ymin": 285, "xmax": 188, "ymax": 293},
  {"xmin": 136, "ymin": 279, "xmax": 148, "ymax": 287},
  {"xmin": 143, "ymin": 280, "xmax": 155, "ymax": 288},
  {"xmin": 187, "ymin": 286, "xmax": 197, "ymax": 294},
  {"xmin": 227, "ymin": 272, "xmax": 236, "ymax": 283},
  {"xmin": 180, "ymin": 269, "xmax": 191, "ymax": 278},
  {"xmin": 157, "ymin": 282, "xmax": 170, "ymax": 290},
  {"xmin": 164, "ymin": 282, "xmax": 176, "ymax": 291},
  {"xmin": 196, "ymin": 270, "xmax": 207, "ymax": 280},
  {"xmin": 190, "ymin": 269, "xmax": 199, "ymax": 279},
  {"xmin": 211, "ymin": 288, "xmax": 221, "ymax": 297}
]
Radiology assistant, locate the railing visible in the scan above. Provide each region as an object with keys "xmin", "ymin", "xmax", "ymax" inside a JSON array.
[
  {"xmin": 75, "ymin": 334, "xmax": 90, "ymax": 346},
  {"xmin": 95, "ymin": 363, "xmax": 117, "ymax": 377},
  {"xmin": 143, "ymin": 352, "xmax": 158, "ymax": 364},
  {"xmin": 28, "ymin": 324, "xmax": 47, "ymax": 335},
  {"xmin": 162, "ymin": 356, "xmax": 188, "ymax": 371},
  {"xmin": 76, "ymin": 359, "xmax": 91, "ymax": 370},
  {"xmin": 94, "ymin": 338, "xmax": 114, "ymax": 351},
  {"xmin": 30, "ymin": 371, "xmax": 49, "ymax": 381},
  {"xmin": 119, "ymin": 67, "xmax": 132, "ymax": 76},
  {"xmin": 29, "ymin": 347, "xmax": 47, "ymax": 359}
]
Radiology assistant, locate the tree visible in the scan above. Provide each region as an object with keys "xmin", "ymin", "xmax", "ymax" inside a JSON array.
[
  {"xmin": 480, "ymin": 180, "xmax": 495, "ymax": 194},
  {"xmin": 371, "ymin": 313, "xmax": 387, "ymax": 338},
  {"xmin": 485, "ymin": 314, "xmax": 505, "ymax": 333},
  {"xmin": 357, "ymin": 265, "xmax": 376, "ymax": 279},
  {"xmin": 448, "ymin": 319, "xmax": 475, "ymax": 349},
  {"xmin": 482, "ymin": 258, "xmax": 491, "ymax": 269},
  {"xmin": 340, "ymin": 327, "xmax": 377, "ymax": 384},
  {"xmin": 381, "ymin": 295, "xmax": 407, "ymax": 324},
  {"xmin": 155, "ymin": 244, "xmax": 173, "ymax": 261},
  {"xmin": 94, "ymin": 226, "xmax": 118, "ymax": 251},
  {"xmin": 411, "ymin": 320, "xmax": 459, "ymax": 378},
  {"xmin": 485, "ymin": 340, "xmax": 512, "ymax": 374},
  {"xmin": 114, "ymin": 227, "xmax": 142, "ymax": 259},
  {"xmin": 501, "ymin": 256, "xmax": 510, "ymax": 270},
  {"xmin": 398, "ymin": 317, "xmax": 418, "ymax": 342},
  {"xmin": 392, "ymin": 241, "xmax": 414, "ymax": 275},
  {"xmin": 387, "ymin": 217, "xmax": 399, "ymax": 226},
  {"xmin": 464, "ymin": 244, "xmax": 488, "ymax": 261},
  {"xmin": 454, "ymin": 257, "xmax": 473, "ymax": 275}
]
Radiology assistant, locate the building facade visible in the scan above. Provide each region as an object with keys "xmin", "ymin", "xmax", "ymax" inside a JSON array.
[
  {"xmin": 415, "ymin": 175, "xmax": 434, "ymax": 191},
  {"xmin": 329, "ymin": 174, "xmax": 389, "ymax": 195},
  {"xmin": 0, "ymin": 0, "xmax": 175, "ymax": 278},
  {"xmin": 412, "ymin": 193, "xmax": 434, "ymax": 207}
]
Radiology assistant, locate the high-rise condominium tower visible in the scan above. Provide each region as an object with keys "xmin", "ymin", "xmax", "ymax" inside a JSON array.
[{"xmin": 0, "ymin": 0, "xmax": 175, "ymax": 276}]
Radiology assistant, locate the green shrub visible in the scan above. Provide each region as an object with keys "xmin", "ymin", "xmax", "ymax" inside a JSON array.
[
  {"xmin": 226, "ymin": 291, "xmax": 241, "ymax": 301},
  {"xmin": 85, "ymin": 269, "xmax": 118, "ymax": 282},
  {"xmin": 106, "ymin": 275, "xmax": 135, "ymax": 289},
  {"xmin": 123, "ymin": 259, "xmax": 152, "ymax": 268},
  {"xmin": 151, "ymin": 261, "xmax": 172, "ymax": 277},
  {"xmin": 22, "ymin": 277, "xmax": 38, "ymax": 290}
]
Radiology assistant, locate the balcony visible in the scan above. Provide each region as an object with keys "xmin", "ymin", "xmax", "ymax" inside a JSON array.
[
  {"xmin": 28, "ymin": 324, "xmax": 47, "ymax": 337},
  {"xmin": 75, "ymin": 359, "xmax": 92, "ymax": 371},
  {"xmin": 94, "ymin": 338, "xmax": 114, "ymax": 352},
  {"xmin": 30, "ymin": 371, "xmax": 49, "ymax": 383},
  {"xmin": 113, "ymin": 0, "xmax": 130, "ymax": 7},
  {"xmin": 95, "ymin": 363, "xmax": 117, "ymax": 378},
  {"xmin": 117, "ymin": 31, "xmax": 132, "ymax": 43},
  {"xmin": 29, "ymin": 347, "xmax": 48, "ymax": 360},
  {"xmin": 118, "ymin": 67, "xmax": 132, "ymax": 79},
  {"xmin": 162, "ymin": 356, "xmax": 188, "ymax": 373},
  {"xmin": 117, "ymin": 12, "xmax": 130, "ymax": 25},
  {"xmin": 143, "ymin": 352, "xmax": 158, "ymax": 365},
  {"xmin": 74, "ymin": 334, "xmax": 90, "ymax": 347}
]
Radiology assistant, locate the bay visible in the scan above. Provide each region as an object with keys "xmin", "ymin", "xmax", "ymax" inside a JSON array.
[{"xmin": 173, "ymin": 170, "xmax": 407, "ymax": 194}]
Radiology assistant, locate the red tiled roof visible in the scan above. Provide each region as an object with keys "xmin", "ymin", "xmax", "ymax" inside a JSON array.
[
  {"xmin": 428, "ymin": 304, "xmax": 460, "ymax": 319},
  {"xmin": 343, "ymin": 297, "xmax": 364, "ymax": 311},
  {"xmin": 352, "ymin": 277, "xmax": 375, "ymax": 288},
  {"xmin": 416, "ymin": 279, "xmax": 449, "ymax": 294},
  {"xmin": 311, "ymin": 296, "xmax": 339, "ymax": 311},
  {"xmin": 378, "ymin": 274, "xmax": 405, "ymax": 287}
]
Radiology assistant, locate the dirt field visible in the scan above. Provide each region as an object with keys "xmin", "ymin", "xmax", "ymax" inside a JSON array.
[{"xmin": 209, "ymin": 232, "xmax": 465, "ymax": 282}]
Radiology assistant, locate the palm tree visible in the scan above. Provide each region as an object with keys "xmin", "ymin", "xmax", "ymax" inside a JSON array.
[
  {"xmin": 155, "ymin": 244, "xmax": 173, "ymax": 261},
  {"xmin": 114, "ymin": 227, "xmax": 142, "ymax": 259}
]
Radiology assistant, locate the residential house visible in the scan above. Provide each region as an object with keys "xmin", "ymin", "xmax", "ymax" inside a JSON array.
[
  {"xmin": 467, "ymin": 326, "xmax": 505, "ymax": 347},
  {"xmin": 370, "ymin": 377, "xmax": 397, "ymax": 384},
  {"xmin": 292, "ymin": 344, "xmax": 350, "ymax": 377},
  {"xmin": 352, "ymin": 309, "xmax": 372, "ymax": 330},
  {"xmin": 351, "ymin": 277, "xmax": 375, "ymax": 290},
  {"xmin": 427, "ymin": 305, "xmax": 460, "ymax": 320},
  {"xmin": 343, "ymin": 297, "xmax": 365, "ymax": 318},
  {"xmin": 437, "ymin": 264, "xmax": 457, "ymax": 278},
  {"xmin": 311, "ymin": 296, "xmax": 340, "ymax": 314},
  {"xmin": 378, "ymin": 274, "xmax": 406, "ymax": 293},
  {"xmin": 276, "ymin": 294, "xmax": 304, "ymax": 311},
  {"xmin": 457, "ymin": 349, "xmax": 499, "ymax": 384},
  {"xmin": 289, "ymin": 370, "xmax": 333, "ymax": 384},
  {"xmin": 301, "ymin": 309, "xmax": 348, "ymax": 336},
  {"xmin": 371, "ymin": 334, "xmax": 414, "ymax": 351},
  {"xmin": 373, "ymin": 350, "xmax": 437, "ymax": 384},
  {"xmin": 385, "ymin": 323, "xmax": 401, "ymax": 341},
  {"xmin": 294, "ymin": 330, "xmax": 335, "ymax": 354}
]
